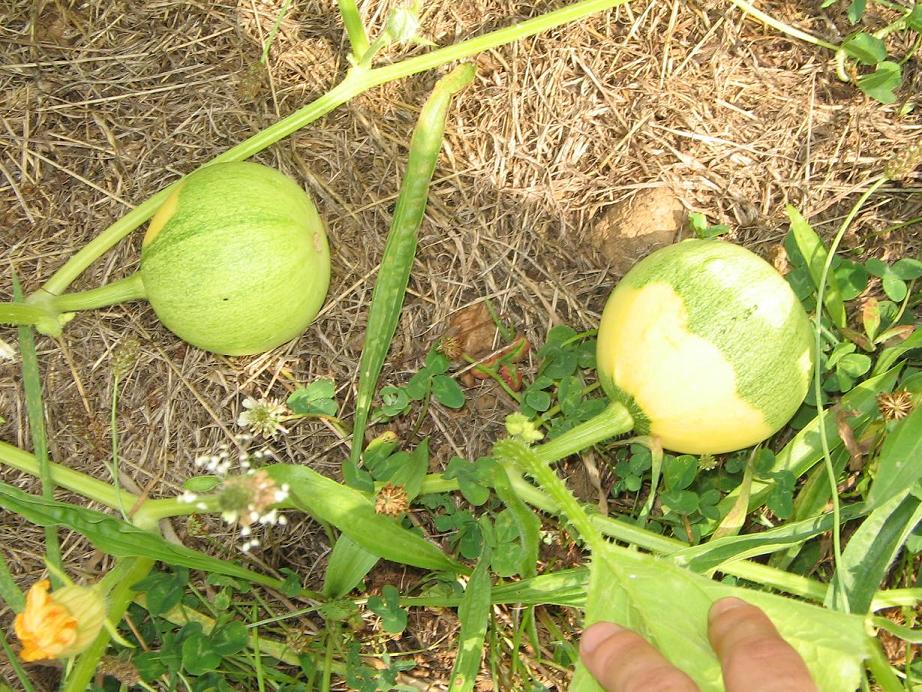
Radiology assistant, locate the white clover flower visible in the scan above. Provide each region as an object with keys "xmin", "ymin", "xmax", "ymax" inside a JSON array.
[{"xmin": 236, "ymin": 397, "xmax": 289, "ymax": 439}]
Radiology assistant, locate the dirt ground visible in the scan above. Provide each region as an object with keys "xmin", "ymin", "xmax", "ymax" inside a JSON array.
[{"xmin": 0, "ymin": 0, "xmax": 920, "ymax": 688}]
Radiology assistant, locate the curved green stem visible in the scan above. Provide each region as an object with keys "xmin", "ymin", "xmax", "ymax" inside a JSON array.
[
  {"xmin": 38, "ymin": 0, "xmax": 629, "ymax": 298},
  {"xmin": 41, "ymin": 273, "xmax": 146, "ymax": 313},
  {"xmin": 533, "ymin": 400, "xmax": 634, "ymax": 464},
  {"xmin": 727, "ymin": 0, "xmax": 839, "ymax": 51},
  {"xmin": 813, "ymin": 176, "xmax": 888, "ymax": 613}
]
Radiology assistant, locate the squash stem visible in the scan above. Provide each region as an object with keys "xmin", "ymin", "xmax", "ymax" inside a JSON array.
[
  {"xmin": 41, "ymin": 272, "xmax": 146, "ymax": 313},
  {"xmin": 532, "ymin": 400, "xmax": 634, "ymax": 465},
  {"xmin": 0, "ymin": 440, "xmax": 134, "ymax": 512},
  {"xmin": 0, "ymin": 302, "xmax": 57, "ymax": 327}
]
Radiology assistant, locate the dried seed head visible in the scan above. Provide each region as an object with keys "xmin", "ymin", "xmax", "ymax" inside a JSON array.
[
  {"xmin": 885, "ymin": 140, "xmax": 922, "ymax": 181},
  {"xmin": 877, "ymin": 390, "xmax": 914, "ymax": 421},
  {"xmin": 375, "ymin": 483, "xmax": 409, "ymax": 518},
  {"xmin": 113, "ymin": 337, "xmax": 140, "ymax": 378},
  {"xmin": 437, "ymin": 336, "xmax": 463, "ymax": 360}
]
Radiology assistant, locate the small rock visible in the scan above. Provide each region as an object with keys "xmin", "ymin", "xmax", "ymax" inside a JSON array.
[{"xmin": 588, "ymin": 187, "xmax": 687, "ymax": 275}]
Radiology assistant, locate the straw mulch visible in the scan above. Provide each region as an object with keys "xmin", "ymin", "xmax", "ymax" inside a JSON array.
[{"xmin": 0, "ymin": 0, "xmax": 919, "ymax": 688}]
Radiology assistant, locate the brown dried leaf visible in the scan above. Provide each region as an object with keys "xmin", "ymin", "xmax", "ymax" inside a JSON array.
[{"xmin": 449, "ymin": 303, "xmax": 496, "ymax": 357}]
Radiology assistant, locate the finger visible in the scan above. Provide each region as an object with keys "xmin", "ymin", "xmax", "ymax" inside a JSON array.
[
  {"xmin": 580, "ymin": 622, "xmax": 699, "ymax": 692},
  {"xmin": 708, "ymin": 597, "xmax": 818, "ymax": 692}
]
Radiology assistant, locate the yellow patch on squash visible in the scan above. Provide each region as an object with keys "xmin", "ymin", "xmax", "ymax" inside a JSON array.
[
  {"xmin": 143, "ymin": 182, "xmax": 184, "ymax": 248},
  {"xmin": 597, "ymin": 283, "xmax": 773, "ymax": 454}
]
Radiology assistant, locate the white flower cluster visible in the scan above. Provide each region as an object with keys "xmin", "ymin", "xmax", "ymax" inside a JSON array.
[{"xmin": 180, "ymin": 439, "xmax": 290, "ymax": 553}]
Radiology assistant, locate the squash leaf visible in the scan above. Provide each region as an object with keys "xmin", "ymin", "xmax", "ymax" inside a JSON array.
[{"xmin": 571, "ymin": 543, "xmax": 869, "ymax": 691}]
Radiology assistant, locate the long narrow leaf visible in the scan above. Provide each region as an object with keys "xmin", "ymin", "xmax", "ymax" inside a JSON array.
[
  {"xmin": 0, "ymin": 481, "xmax": 287, "ymax": 591},
  {"xmin": 786, "ymin": 206, "xmax": 847, "ymax": 327},
  {"xmin": 449, "ymin": 549, "xmax": 492, "ymax": 691},
  {"xmin": 672, "ymin": 503, "xmax": 867, "ymax": 573},
  {"xmin": 826, "ymin": 491, "xmax": 922, "ymax": 613},
  {"xmin": 866, "ymin": 404, "xmax": 922, "ymax": 510},
  {"xmin": 269, "ymin": 464, "xmax": 462, "ymax": 574},
  {"xmin": 872, "ymin": 328, "xmax": 922, "ymax": 377},
  {"xmin": 403, "ymin": 568, "xmax": 588, "ymax": 608},
  {"xmin": 13, "ymin": 274, "xmax": 61, "ymax": 579},
  {"xmin": 348, "ymin": 64, "xmax": 476, "ymax": 471}
]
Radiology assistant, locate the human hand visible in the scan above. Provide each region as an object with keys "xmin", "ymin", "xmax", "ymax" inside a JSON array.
[{"xmin": 579, "ymin": 597, "xmax": 818, "ymax": 692}]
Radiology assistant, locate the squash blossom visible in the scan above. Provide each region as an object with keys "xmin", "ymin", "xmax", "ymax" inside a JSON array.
[{"xmin": 14, "ymin": 579, "xmax": 106, "ymax": 661}]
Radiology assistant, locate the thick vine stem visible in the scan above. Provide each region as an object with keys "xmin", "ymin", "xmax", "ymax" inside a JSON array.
[
  {"xmin": 532, "ymin": 400, "xmax": 634, "ymax": 465},
  {"xmin": 337, "ymin": 0, "xmax": 370, "ymax": 61},
  {"xmin": 36, "ymin": 0, "xmax": 628, "ymax": 299}
]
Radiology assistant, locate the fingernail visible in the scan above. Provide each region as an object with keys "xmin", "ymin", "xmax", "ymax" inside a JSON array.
[
  {"xmin": 580, "ymin": 622, "xmax": 622, "ymax": 655},
  {"xmin": 709, "ymin": 597, "xmax": 748, "ymax": 619}
]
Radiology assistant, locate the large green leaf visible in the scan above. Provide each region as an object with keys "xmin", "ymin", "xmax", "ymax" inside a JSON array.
[
  {"xmin": 571, "ymin": 543, "xmax": 870, "ymax": 692},
  {"xmin": 269, "ymin": 464, "xmax": 461, "ymax": 573}
]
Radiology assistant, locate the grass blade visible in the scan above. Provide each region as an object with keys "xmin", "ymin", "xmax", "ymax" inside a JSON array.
[
  {"xmin": 449, "ymin": 548, "xmax": 493, "ymax": 692},
  {"xmin": 0, "ymin": 628, "xmax": 36, "ymax": 692},
  {"xmin": 866, "ymin": 403, "xmax": 922, "ymax": 510},
  {"xmin": 0, "ymin": 480, "xmax": 292, "ymax": 592},
  {"xmin": 323, "ymin": 535, "xmax": 379, "ymax": 598},
  {"xmin": 269, "ymin": 464, "xmax": 462, "ymax": 573},
  {"xmin": 672, "ymin": 503, "xmax": 867, "ymax": 573},
  {"xmin": 0, "ymin": 550, "xmax": 24, "ymax": 611},
  {"xmin": 710, "ymin": 447, "xmax": 755, "ymax": 540},
  {"xmin": 348, "ymin": 64, "xmax": 475, "ymax": 472},
  {"xmin": 12, "ymin": 273, "xmax": 61, "ymax": 581},
  {"xmin": 826, "ymin": 491, "xmax": 922, "ymax": 613}
]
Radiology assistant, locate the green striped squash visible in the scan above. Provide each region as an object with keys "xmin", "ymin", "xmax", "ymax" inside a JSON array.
[
  {"xmin": 597, "ymin": 240, "xmax": 813, "ymax": 454},
  {"xmin": 140, "ymin": 162, "xmax": 330, "ymax": 355}
]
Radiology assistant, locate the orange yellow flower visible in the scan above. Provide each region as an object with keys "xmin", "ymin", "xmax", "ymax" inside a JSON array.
[{"xmin": 14, "ymin": 579, "xmax": 105, "ymax": 662}]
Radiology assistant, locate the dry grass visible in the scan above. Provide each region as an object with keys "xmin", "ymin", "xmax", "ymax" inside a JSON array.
[{"xmin": 0, "ymin": 0, "xmax": 919, "ymax": 687}]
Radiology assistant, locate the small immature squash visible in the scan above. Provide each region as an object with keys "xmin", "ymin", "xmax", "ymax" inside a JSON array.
[
  {"xmin": 140, "ymin": 162, "xmax": 330, "ymax": 355},
  {"xmin": 596, "ymin": 240, "xmax": 813, "ymax": 455}
]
